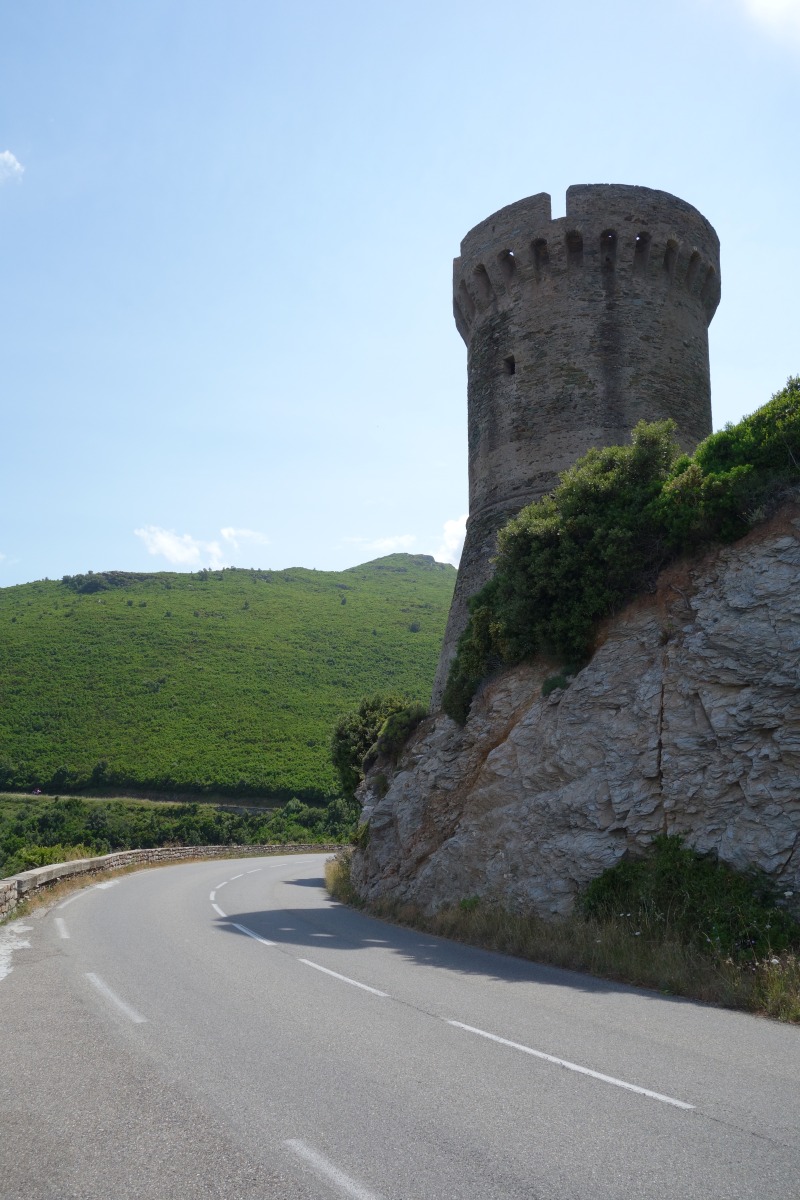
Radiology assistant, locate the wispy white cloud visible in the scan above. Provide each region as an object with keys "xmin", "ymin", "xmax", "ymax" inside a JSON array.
[
  {"xmin": 134, "ymin": 524, "xmax": 271, "ymax": 569},
  {"xmin": 738, "ymin": 0, "xmax": 800, "ymax": 42},
  {"xmin": 220, "ymin": 526, "xmax": 270, "ymax": 551},
  {"xmin": 0, "ymin": 151, "xmax": 24, "ymax": 185},
  {"xmin": 432, "ymin": 514, "xmax": 467, "ymax": 567},
  {"xmin": 134, "ymin": 526, "xmax": 227, "ymax": 570}
]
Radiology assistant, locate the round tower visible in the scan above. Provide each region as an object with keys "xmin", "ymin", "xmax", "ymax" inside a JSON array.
[{"xmin": 432, "ymin": 183, "xmax": 721, "ymax": 708}]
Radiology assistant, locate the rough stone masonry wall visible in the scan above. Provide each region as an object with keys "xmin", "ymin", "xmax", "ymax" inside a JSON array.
[
  {"xmin": 433, "ymin": 184, "xmax": 721, "ymax": 707},
  {"xmin": 0, "ymin": 843, "xmax": 340, "ymax": 919},
  {"xmin": 354, "ymin": 509, "xmax": 800, "ymax": 919}
]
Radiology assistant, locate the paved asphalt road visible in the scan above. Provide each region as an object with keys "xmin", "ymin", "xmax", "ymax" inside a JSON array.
[{"xmin": 1, "ymin": 853, "xmax": 799, "ymax": 1199}]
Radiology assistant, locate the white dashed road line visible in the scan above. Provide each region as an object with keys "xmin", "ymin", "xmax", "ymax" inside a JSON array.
[
  {"xmin": 209, "ymin": 878, "xmax": 387, "ymax": 993},
  {"xmin": 211, "ymin": 863, "xmax": 693, "ymax": 1114},
  {"xmin": 231, "ymin": 922, "xmax": 276, "ymax": 946},
  {"xmin": 447, "ymin": 1021, "xmax": 694, "ymax": 1110},
  {"xmin": 54, "ymin": 917, "xmax": 70, "ymax": 939},
  {"xmin": 86, "ymin": 972, "xmax": 147, "ymax": 1025},
  {"xmin": 297, "ymin": 959, "xmax": 389, "ymax": 997},
  {"xmin": 284, "ymin": 1139, "xmax": 384, "ymax": 1200}
]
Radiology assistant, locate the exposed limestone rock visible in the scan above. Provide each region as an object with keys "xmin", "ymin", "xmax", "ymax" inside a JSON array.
[{"xmin": 352, "ymin": 511, "xmax": 800, "ymax": 918}]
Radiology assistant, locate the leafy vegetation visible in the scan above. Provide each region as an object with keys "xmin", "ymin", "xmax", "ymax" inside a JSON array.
[
  {"xmin": 0, "ymin": 554, "xmax": 454, "ymax": 799},
  {"xmin": 330, "ymin": 693, "xmax": 424, "ymax": 799},
  {"xmin": 0, "ymin": 792, "xmax": 351, "ymax": 877},
  {"xmin": 328, "ymin": 840, "xmax": 800, "ymax": 1022},
  {"xmin": 581, "ymin": 835, "xmax": 799, "ymax": 961},
  {"xmin": 444, "ymin": 378, "xmax": 800, "ymax": 722},
  {"xmin": 361, "ymin": 702, "xmax": 428, "ymax": 772}
]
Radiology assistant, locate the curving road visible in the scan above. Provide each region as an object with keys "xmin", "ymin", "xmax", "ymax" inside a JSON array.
[{"xmin": 1, "ymin": 853, "xmax": 799, "ymax": 1199}]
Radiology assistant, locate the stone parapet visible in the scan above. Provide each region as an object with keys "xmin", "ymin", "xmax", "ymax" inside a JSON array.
[{"xmin": 0, "ymin": 843, "xmax": 341, "ymax": 919}]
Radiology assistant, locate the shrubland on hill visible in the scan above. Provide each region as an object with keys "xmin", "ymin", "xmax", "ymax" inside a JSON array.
[{"xmin": 0, "ymin": 554, "xmax": 455, "ymax": 799}]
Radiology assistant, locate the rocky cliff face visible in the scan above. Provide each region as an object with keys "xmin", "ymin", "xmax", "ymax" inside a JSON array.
[{"xmin": 352, "ymin": 509, "xmax": 800, "ymax": 917}]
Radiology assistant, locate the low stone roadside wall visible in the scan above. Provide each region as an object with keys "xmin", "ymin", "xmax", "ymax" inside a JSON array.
[{"xmin": 0, "ymin": 843, "xmax": 342, "ymax": 919}]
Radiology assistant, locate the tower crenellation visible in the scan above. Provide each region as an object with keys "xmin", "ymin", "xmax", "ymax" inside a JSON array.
[{"xmin": 432, "ymin": 184, "xmax": 721, "ymax": 708}]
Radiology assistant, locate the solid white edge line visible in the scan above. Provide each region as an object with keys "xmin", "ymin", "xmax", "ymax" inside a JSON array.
[
  {"xmin": 284, "ymin": 1139, "xmax": 384, "ymax": 1200},
  {"xmin": 447, "ymin": 1022, "xmax": 693, "ymax": 1110},
  {"xmin": 54, "ymin": 917, "xmax": 70, "ymax": 939},
  {"xmin": 231, "ymin": 921, "xmax": 276, "ymax": 946},
  {"xmin": 86, "ymin": 972, "xmax": 147, "ymax": 1024},
  {"xmin": 56, "ymin": 892, "xmax": 84, "ymax": 910},
  {"xmin": 212, "ymin": 902, "xmax": 226, "ymax": 917},
  {"xmin": 298, "ymin": 959, "xmax": 389, "ymax": 997}
]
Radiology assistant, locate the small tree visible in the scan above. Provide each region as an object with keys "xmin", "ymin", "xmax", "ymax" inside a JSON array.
[{"xmin": 330, "ymin": 693, "xmax": 414, "ymax": 800}]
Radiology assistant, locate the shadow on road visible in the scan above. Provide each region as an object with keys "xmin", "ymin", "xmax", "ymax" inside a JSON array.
[{"xmin": 212, "ymin": 870, "xmax": 702, "ymax": 1007}]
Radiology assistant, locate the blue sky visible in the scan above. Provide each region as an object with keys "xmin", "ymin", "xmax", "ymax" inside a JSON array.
[{"xmin": 1, "ymin": 0, "xmax": 798, "ymax": 587}]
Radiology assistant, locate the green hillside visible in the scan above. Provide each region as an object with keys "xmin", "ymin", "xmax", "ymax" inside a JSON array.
[{"xmin": 0, "ymin": 555, "xmax": 455, "ymax": 800}]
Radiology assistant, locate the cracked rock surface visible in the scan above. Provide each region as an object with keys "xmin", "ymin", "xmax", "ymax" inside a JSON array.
[{"xmin": 352, "ymin": 509, "xmax": 800, "ymax": 917}]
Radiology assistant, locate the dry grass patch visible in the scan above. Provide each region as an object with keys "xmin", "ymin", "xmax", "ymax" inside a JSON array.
[{"xmin": 325, "ymin": 848, "xmax": 800, "ymax": 1023}]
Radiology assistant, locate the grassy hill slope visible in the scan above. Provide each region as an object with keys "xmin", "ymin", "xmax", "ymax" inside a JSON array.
[{"xmin": 0, "ymin": 555, "xmax": 455, "ymax": 800}]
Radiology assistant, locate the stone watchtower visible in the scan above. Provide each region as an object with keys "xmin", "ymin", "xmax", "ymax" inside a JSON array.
[{"xmin": 432, "ymin": 183, "xmax": 721, "ymax": 708}]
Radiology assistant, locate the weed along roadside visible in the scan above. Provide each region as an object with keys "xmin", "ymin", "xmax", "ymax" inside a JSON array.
[{"xmin": 326, "ymin": 844, "xmax": 800, "ymax": 1023}]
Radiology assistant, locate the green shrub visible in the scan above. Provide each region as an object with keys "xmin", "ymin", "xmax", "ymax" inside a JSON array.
[
  {"xmin": 3, "ymin": 842, "xmax": 96, "ymax": 875},
  {"xmin": 582, "ymin": 835, "xmax": 799, "ymax": 961},
  {"xmin": 541, "ymin": 671, "xmax": 575, "ymax": 697},
  {"xmin": 444, "ymin": 378, "xmax": 800, "ymax": 723},
  {"xmin": 363, "ymin": 702, "xmax": 428, "ymax": 770},
  {"xmin": 0, "ymin": 792, "xmax": 358, "ymax": 876},
  {"xmin": 330, "ymin": 693, "xmax": 413, "ymax": 799}
]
